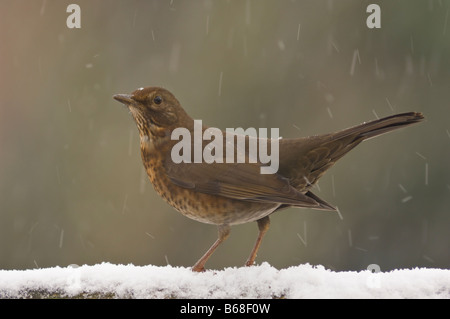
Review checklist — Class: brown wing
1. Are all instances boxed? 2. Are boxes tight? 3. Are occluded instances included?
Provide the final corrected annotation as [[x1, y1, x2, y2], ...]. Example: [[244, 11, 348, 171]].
[[163, 158, 323, 208], [164, 127, 326, 208]]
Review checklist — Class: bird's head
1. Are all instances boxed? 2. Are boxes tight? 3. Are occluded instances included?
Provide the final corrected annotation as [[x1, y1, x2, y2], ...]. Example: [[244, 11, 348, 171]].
[[114, 86, 193, 138]]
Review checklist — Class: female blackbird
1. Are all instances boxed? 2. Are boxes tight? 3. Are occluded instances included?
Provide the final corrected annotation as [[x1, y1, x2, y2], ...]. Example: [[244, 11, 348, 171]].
[[114, 86, 424, 272]]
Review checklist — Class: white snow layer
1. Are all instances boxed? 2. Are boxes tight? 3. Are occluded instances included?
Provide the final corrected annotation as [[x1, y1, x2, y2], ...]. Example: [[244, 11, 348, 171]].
[[0, 263, 448, 298]]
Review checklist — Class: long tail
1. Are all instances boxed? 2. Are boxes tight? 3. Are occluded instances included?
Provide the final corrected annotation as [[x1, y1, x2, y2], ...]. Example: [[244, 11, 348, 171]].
[[334, 112, 425, 142], [278, 112, 425, 211]]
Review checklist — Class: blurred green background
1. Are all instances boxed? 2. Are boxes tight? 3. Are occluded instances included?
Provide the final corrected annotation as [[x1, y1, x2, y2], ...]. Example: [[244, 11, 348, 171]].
[[0, 0, 449, 271]]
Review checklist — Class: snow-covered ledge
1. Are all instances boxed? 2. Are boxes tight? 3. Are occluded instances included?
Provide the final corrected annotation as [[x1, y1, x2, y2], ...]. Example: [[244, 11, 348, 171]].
[[0, 263, 448, 299]]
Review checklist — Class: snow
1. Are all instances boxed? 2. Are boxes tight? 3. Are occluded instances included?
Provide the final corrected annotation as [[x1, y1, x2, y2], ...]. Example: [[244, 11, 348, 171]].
[[0, 263, 448, 299]]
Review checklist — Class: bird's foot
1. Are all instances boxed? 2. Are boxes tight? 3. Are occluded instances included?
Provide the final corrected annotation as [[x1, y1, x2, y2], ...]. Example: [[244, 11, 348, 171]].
[[192, 264, 206, 272], [245, 259, 255, 267]]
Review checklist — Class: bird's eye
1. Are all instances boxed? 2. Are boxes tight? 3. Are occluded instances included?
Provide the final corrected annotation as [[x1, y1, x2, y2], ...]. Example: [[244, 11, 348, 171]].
[[153, 96, 163, 105]]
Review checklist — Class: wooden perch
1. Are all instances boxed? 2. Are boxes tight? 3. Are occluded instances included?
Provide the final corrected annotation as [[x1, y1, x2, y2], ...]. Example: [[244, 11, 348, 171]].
[[0, 263, 448, 299]]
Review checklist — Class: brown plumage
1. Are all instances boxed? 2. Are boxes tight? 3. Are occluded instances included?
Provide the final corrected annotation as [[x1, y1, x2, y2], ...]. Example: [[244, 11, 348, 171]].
[[114, 86, 424, 271]]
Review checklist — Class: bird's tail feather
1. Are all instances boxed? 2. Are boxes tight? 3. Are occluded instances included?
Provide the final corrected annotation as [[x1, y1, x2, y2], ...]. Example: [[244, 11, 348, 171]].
[[336, 112, 425, 143]]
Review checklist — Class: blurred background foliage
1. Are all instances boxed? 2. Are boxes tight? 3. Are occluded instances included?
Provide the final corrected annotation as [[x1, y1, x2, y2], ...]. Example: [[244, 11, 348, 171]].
[[0, 0, 449, 271]]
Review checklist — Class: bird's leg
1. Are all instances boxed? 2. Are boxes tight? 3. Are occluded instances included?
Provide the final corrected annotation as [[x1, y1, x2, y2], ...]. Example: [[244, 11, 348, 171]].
[[192, 224, 231, 272], [245, 216, 270, 267]]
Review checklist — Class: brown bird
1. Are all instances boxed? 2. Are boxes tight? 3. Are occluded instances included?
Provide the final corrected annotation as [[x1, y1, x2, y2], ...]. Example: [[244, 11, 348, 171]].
[[113, 86, 424, 272]]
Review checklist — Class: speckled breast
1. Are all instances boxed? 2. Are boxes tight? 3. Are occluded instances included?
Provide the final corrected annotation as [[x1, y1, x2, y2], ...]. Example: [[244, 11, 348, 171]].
[[142, 152, 279, 226]]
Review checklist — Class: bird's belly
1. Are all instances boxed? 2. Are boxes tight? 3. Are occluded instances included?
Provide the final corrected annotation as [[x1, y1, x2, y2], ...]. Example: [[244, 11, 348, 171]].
[[145, 162, 279, 225], [172, 192, 279, 226]]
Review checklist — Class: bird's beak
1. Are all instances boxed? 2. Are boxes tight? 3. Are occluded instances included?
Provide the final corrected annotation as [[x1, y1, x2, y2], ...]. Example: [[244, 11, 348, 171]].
[[113, 94, 134, 105]]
